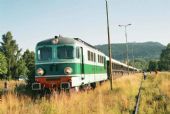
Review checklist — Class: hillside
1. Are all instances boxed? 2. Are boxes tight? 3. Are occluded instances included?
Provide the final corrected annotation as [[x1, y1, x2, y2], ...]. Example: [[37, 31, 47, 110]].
[[95, 42, 165, 61]]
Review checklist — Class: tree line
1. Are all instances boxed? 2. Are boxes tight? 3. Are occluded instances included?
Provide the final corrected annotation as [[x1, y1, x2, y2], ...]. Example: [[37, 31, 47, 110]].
[[128, 43, 170, 71], [0, 31, 35, 86], [148, 43, 170, 71]]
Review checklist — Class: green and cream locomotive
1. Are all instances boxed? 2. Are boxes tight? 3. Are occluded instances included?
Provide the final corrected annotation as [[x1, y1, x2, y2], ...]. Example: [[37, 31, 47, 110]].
[[32, 36, 108, 91]]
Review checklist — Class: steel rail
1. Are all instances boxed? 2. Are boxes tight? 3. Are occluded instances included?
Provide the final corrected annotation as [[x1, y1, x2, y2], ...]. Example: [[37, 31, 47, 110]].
[[133, 75, 144, 114]]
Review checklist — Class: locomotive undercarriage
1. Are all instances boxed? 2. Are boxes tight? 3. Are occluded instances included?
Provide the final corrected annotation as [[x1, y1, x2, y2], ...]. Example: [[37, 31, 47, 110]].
[[32, 76, 100, 95], [32, 76, 72, 94]]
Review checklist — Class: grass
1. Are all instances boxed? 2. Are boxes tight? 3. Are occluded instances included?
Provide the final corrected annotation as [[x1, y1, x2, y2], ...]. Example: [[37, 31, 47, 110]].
[[138, 72, 170, 114], [0, 80, 23, 90], [0, 80, 26, 95], [0, 74, 142, 114]]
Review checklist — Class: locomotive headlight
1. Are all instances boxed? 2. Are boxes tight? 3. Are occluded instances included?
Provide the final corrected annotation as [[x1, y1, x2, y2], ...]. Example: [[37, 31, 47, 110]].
[[64, 67, 72, 75], [52, 37, 59, 44], [36, 68, 44, 76]]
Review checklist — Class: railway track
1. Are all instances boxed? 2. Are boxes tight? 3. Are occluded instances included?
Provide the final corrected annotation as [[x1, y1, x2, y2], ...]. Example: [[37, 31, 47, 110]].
[[133, 74, 144, 114]]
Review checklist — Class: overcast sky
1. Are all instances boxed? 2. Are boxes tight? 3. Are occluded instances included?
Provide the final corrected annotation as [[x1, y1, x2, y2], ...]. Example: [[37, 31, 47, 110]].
[[0, 0, 170, 51]]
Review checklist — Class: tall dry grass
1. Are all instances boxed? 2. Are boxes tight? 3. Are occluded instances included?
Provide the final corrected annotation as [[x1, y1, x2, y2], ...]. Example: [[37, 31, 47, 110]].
[[0, 80, 25, 91], [139, 72, 170, 114], [159, 72, 170, 97], [0, 74, 142, 114]]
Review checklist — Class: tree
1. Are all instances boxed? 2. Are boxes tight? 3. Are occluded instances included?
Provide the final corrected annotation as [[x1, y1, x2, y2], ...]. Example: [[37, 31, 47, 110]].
[[148, 60, 158, 71], [159, 43, 170, 70], [22, 49, 35, 86], [15, 58, 28, 79], [0, 32, 22, 79], [129, 58, 149, 71], [0, 52, 7, 76]]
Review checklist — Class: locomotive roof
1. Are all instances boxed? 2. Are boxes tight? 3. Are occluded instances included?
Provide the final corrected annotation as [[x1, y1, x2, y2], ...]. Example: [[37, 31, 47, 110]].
[[37, 36, 76, 46], [36, 36, 99, 51]]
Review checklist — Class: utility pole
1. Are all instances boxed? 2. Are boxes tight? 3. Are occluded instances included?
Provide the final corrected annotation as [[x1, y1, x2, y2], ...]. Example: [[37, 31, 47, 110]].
[[132, 43, 135, 67], [118, 24, 131, 74], [105, 0, 112, 90]]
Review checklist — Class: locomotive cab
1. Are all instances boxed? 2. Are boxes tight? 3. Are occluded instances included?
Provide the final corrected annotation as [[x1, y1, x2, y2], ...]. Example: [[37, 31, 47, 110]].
[[32, 36, 83, 91]]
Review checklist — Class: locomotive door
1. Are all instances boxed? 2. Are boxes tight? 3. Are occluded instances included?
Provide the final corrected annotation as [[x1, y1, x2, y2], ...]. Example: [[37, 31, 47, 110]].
[[80, 47, 85, 80]]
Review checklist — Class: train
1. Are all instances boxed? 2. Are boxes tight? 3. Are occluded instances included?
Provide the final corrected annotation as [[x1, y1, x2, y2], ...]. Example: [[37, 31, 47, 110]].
[[32, 35, 139, 92]]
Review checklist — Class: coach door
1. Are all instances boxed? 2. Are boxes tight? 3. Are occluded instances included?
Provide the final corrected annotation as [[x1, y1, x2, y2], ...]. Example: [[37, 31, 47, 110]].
[[80, 47, 85, 80]]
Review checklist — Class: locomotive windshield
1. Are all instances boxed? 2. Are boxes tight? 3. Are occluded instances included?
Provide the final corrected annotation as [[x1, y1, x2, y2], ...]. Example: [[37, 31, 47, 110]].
[[57, 46, 74, 59], [37, 47, 52, 61]]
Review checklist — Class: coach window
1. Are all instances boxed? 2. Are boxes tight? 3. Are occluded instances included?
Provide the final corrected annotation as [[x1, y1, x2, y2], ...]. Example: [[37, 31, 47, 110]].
[[101, 56, 102, 63], [94, 53, 96, 62], [112, 63, 114, 69], [99, 55, 101, 63], [103, 56, 104, 63], [99, 55, 102, 63], [104, 57, 106, 69], [99, 56, 101, 63], [76, 47, 80, 59], [101, 56, 103, 63], [98, 55, 99, 63]]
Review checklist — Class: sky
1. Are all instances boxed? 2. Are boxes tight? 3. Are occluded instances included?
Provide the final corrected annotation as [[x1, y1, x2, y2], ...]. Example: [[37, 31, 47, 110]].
[[0, 0, 170, 51]]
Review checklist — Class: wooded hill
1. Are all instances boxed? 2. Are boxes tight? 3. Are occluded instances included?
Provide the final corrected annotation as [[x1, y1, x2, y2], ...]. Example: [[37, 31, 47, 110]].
[[95, 42, 165, 61]]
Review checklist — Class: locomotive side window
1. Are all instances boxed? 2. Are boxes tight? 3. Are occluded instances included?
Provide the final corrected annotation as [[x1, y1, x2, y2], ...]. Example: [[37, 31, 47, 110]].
[[76, 47, 80, 58], [57, 46, 74, 59], [97, 54, 104, 64], [102, 56, 104, 63], [88, 51, 90, 61], [91, 52, 93, 61], [88, 51, 96, 62], [37, 47, 52, 61]]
